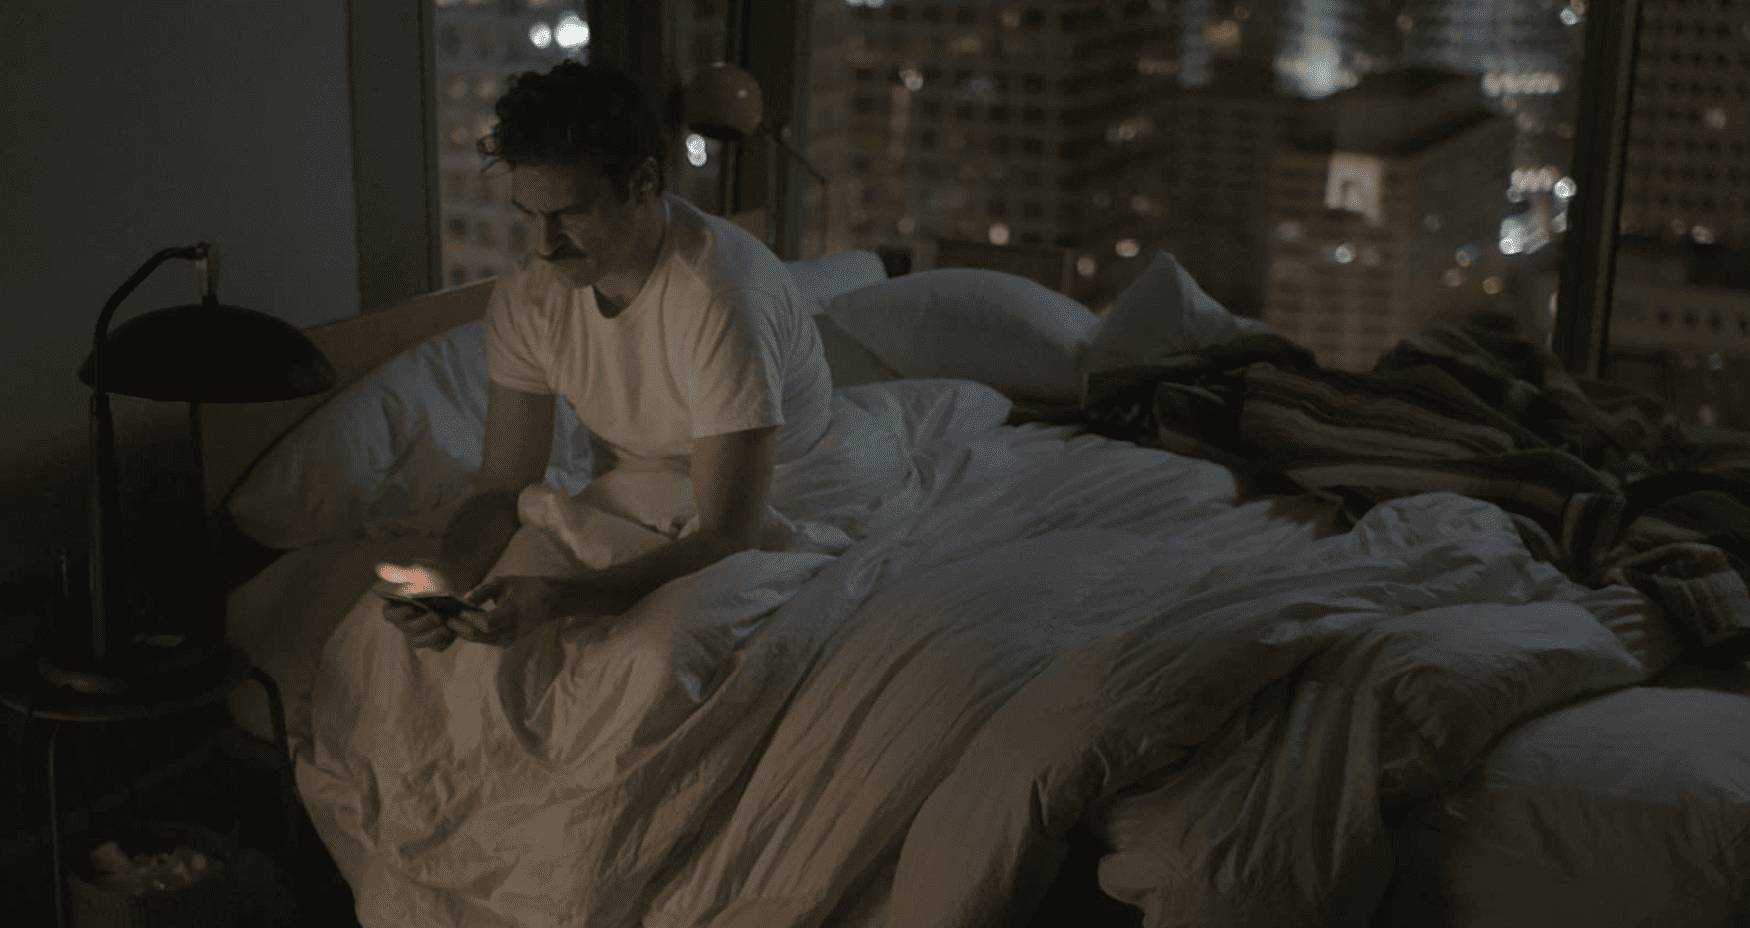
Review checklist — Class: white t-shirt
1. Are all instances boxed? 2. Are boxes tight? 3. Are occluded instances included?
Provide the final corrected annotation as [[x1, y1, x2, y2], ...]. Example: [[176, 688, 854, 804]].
[[484, 194, 833, 473]]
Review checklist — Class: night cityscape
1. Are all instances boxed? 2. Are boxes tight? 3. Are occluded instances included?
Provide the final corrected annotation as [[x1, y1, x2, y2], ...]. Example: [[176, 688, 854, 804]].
[[433, 0, 1750, 423]]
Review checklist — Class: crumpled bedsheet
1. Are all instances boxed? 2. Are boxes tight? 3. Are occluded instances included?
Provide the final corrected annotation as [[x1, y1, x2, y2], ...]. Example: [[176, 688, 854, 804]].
[[296, 378, 1657, 928]]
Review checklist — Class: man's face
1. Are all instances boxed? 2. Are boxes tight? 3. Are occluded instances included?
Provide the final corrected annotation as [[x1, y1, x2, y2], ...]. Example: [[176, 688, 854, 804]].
[[510, 160, 641, 289]]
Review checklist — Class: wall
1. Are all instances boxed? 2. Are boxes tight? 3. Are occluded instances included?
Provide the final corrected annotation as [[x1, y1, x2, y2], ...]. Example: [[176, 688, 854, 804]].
[[0, 1, 361, 579]]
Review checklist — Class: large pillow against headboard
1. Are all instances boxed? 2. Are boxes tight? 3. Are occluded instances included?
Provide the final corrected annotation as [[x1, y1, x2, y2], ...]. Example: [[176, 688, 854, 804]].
[[782, 249, 888, 310], [1083, 249, 1273, 378], [821, 269, 1101, 404], [221, 252, 898, 551], [228, 323, 595, 550]]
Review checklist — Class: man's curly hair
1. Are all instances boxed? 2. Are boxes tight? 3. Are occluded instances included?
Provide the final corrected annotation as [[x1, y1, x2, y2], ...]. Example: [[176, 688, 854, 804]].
[[477, 60, 667, 201]]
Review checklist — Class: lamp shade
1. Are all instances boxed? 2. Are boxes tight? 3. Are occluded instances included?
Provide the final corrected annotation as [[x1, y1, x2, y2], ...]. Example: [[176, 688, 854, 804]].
[[685, 62, 763, 142], [79, 301, 335, 402]]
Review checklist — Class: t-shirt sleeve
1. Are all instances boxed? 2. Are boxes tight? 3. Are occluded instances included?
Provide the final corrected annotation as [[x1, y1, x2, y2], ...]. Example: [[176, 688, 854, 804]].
[[686, 290, 788, 439], [483, 272, 554, 394]]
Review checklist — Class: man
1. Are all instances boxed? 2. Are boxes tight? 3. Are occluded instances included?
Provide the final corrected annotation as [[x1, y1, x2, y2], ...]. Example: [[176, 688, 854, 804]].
[[383, 60, 832, 650]]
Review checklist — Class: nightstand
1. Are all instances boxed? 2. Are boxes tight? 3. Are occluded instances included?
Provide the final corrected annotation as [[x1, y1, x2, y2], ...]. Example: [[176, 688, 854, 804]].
[[0, 644, 303, 928]]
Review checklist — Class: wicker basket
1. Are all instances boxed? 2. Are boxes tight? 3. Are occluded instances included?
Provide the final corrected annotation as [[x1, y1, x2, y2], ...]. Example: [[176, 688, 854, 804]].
[[67, 820, 262, 928]]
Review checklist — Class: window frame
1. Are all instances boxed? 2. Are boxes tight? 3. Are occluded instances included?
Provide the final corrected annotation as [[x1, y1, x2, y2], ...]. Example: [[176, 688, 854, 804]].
[[1551, 0, 1646, 379], [350, 0, 443, 312]]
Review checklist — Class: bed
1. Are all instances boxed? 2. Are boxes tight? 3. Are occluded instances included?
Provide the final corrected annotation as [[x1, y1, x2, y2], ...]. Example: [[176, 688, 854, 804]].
[[203, 246, 1750, 928]]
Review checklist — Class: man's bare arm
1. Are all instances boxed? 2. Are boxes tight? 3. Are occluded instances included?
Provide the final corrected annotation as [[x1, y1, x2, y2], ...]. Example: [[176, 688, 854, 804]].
[[439, 381, 557, 591], [557, 425, 776, 616], [439, 490, 523, 592]]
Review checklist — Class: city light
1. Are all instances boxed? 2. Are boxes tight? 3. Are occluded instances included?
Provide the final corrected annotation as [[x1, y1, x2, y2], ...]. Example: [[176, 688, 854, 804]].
[[1077, 255, 1098, 277], [901, 67, 924, 92], [554, 13, 589, 49], [1554, 176, 1576, 199], [1276, 35, 1358, 99], [1694, 225, 1716, 245], [1277, 221, 1303, 242], [1706, 107, 1729, 131], [1105, 116, 1155, 145], [988, 222, 1011, 245], [1511, 166, 1563, 194], [1207, 19, 1242, 55], [1483, 276, 1504, 295], [1325, 152, 1385, 226], [1499, 216, 1549, 255], [1483, 72, 1564, 96], [1445, 269, 1464, 287], [959, 75, 1001, 104], [1116, 239, 1141, 258], [1332, 244, 1355, 264], [686, 133, 708, 167], [529, 22, 552, 49], [898, 216, 916, 235], [1560, 7, 1581, 26], [1423, 213, 1443, 233]]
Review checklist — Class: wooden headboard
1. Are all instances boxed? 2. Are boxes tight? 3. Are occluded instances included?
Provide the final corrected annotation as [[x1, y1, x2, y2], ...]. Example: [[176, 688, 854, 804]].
[[200, 277, 496, 515]]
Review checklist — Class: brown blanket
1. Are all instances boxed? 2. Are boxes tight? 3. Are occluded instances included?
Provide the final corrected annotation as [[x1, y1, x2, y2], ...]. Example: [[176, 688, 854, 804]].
[[1063, 324, 1750, 665]]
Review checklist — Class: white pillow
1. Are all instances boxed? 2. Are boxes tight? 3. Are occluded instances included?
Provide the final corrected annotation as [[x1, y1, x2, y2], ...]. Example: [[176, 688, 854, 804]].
[[1083, 250, 1273, 384], [783, 250, 888, 312], [229, 322, 593, 549], [814, 314, 904, 388], [822, 269, 1100, 403]]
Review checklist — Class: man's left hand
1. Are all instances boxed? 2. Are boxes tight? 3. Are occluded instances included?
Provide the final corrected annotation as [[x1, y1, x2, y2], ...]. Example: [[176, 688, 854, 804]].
[[448, 575, 566, 646]]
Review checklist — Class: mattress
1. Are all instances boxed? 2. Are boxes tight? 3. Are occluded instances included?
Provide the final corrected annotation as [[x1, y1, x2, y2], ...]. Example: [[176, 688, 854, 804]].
[[1372, 664, 1750, 928]]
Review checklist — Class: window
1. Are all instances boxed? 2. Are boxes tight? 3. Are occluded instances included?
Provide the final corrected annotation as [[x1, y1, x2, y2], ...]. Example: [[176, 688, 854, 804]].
[[789, 0, 1675, 367], [431, 0, 581, 290]]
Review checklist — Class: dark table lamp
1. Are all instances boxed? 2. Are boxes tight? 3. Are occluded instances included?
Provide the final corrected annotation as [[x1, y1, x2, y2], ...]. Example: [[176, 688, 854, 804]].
[[41, 243, 335, 696], [685, 62, 829, 243]]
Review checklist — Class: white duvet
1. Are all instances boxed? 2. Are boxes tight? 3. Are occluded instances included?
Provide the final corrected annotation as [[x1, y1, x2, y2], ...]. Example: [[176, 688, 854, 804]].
[[294, 379, 1656, 928]]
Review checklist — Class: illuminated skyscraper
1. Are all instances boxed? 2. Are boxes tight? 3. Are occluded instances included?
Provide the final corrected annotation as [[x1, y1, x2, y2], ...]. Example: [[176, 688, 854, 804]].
[[1619, 0, 1750, 249], [1265, 68, 1518, 371], [432, 0, 587, 288], [802, 0, 1178, 307]]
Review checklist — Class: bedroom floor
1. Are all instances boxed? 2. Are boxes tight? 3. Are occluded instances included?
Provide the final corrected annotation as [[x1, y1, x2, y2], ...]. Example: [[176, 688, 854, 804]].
[[43, 725, 1143, 928]]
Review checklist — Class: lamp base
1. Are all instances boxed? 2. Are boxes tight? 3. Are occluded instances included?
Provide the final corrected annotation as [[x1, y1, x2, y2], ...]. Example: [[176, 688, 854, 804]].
[[37, 638, 226, 696]]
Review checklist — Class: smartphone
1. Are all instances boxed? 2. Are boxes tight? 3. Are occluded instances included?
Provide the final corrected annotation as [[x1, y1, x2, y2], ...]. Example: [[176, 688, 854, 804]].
[[374, 562, 484, 619], [375, 590, 483, 620]]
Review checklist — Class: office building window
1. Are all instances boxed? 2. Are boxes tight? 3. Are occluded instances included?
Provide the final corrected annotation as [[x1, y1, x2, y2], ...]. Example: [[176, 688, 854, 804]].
[[431, 0, 583, 290]]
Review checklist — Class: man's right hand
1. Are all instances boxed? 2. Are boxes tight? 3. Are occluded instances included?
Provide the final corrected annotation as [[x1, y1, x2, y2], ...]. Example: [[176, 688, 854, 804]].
[[380, 597, 458, 651], [376, 557, 461, 651]]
